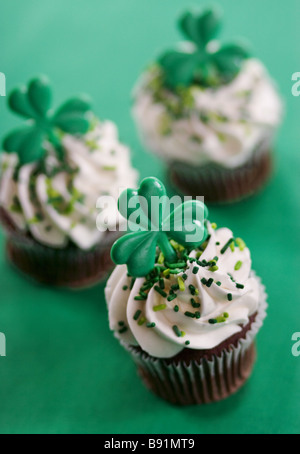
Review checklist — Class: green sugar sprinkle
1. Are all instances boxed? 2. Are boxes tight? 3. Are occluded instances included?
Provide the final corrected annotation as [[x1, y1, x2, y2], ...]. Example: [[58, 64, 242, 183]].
[[216, 281, 222, 286], [234, 261, 243, 271], [85, 139, 98, 151], [170, 239, 185, 252], [10, 204, 22, 214], [196, 251, 203, 259], [216, 316, 226, 323], [163, 269, 170, 277], [157, 252, 165, 264], [195, 311, 201, 319], [185, 311, 196, 318], [48, 195, 64, 205], [173, 325, 182, 338], [209, 265, 219, 272], [174, 305, 179, 312], [168, 269, 183, 275], [216, 242, 220, 246], [167, 293, 177, 302], [201, 278, 207, 285], [138, 317, 146, 326], [228, 273, 236, 282], [189, 284, 198, 295], [139, 291, 148, 299], [206, 278, 214, 288], [206, 259, 215, 267], [223, 312, 229, 318], [200, 241, 208, 250], [192, 266, 199, 274], [134, 295, 147, 301], [218, 132, 226, 142], [185, 341, 190, 346], [167, 261, 186, 269], [102, 165, 116, 171], [170, 239, 178, 250], [1, 161, 9, 172], [154, 286, 167, 298], [10, 196, 22, 214], [133, 310, 142, 321], [28, 213, 44, 225], [153, 304, 167, 312], [209, 319, 218, 325], [118, 326, 128, 334], [178, 276, 185, 292], [181, 331, 186, 337], [122, 285, 128, 291], [229, 242, 235, 252], [236, 283, 244, 289], [220, 238, 234, 254], [171, 284, 180, 291], [211, 222, 217, 229], [146, 322, 156, 328], [227, 293, 233, 301], [146, 268, 159, 280], [235, 237, 246, 251], [141, 282, 153, 291], [118, 321, 124, 326], [159, 278, 165, 290], [182, 273, 188, 281], [191, 298, 200, 308], [28, 217, 39, 225], [151, 276, 160, 284]]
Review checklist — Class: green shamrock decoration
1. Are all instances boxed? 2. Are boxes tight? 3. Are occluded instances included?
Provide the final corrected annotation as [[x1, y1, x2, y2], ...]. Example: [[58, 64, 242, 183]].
[[158, 5, 250, 89], [111, 177, 209, 277], [3, 76, 92, 164]]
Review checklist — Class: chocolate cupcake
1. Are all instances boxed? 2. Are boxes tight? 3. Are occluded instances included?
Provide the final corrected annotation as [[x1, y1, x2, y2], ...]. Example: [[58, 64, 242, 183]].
[[105, 177, 267, 405], [0, 76, 138, 288], [133, 6, 282, 203]]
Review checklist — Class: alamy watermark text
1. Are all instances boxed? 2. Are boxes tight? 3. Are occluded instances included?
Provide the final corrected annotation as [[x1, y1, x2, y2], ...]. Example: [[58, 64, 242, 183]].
[[0, 333, 6, 356], [0, 72, 6, 97]]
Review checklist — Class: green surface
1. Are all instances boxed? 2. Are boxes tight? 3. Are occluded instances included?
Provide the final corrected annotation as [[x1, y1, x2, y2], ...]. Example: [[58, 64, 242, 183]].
[[0, 0, 299, 435]]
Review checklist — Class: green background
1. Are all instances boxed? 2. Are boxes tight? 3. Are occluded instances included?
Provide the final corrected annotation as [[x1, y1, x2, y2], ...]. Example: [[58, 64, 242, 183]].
[[0, 0, 299, 435]]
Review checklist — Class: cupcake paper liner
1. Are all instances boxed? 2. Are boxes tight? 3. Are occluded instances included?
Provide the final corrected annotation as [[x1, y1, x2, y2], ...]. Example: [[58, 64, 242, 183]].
[[169, 142, 273, 204], [122, 274, 267, 405], [0, 207, 119, 289]]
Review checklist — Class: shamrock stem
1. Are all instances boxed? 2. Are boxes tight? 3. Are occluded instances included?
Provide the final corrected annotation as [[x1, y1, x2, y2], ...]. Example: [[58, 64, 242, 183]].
[[48, 129, 65, 162], [158, 233, 177, 263]]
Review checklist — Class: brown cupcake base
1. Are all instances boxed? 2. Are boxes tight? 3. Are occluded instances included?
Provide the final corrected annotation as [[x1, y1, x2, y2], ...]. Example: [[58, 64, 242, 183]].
[[169, 147, 272, 204], [0, 207, 118, 289], [5, 237, 115, 289], [137, 343, 256, 406], [127, 312, 259, 406]]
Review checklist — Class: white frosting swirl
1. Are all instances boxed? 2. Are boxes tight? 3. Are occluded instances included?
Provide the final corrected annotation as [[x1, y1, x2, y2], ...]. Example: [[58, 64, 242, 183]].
[[0, 120, 138, 250], [133, 59, 283, 168], [106, 223, 261, 358]]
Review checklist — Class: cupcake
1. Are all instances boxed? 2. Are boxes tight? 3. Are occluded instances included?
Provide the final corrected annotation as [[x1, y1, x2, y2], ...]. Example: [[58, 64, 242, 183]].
[[105, 177, 267, 405], [133, 6, 282, 203], [0, 76, 138, 288]]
